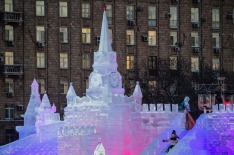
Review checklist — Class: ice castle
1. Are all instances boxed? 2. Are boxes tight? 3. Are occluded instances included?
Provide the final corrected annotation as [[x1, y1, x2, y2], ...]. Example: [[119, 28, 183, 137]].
[[0, 6, 234, 155]]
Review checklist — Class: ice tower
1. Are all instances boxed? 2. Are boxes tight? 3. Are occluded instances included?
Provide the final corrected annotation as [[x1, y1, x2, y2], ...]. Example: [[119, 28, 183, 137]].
[[87, 6, 124, 99], [16, 79, 41, 139]]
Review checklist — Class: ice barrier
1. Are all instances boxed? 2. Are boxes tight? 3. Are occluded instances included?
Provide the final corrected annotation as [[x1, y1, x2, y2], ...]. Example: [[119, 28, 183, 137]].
[[168, 108, 234, 155], [140, 112, 186, 155]]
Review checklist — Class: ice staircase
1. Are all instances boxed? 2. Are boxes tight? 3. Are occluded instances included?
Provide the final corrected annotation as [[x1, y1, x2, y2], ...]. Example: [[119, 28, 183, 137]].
[[167, 109, 234, 155], [140, 112, 187, 155]]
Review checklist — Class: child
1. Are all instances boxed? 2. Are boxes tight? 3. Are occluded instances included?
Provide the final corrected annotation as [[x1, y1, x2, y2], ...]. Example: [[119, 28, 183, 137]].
[[162, 130, 179, 153]]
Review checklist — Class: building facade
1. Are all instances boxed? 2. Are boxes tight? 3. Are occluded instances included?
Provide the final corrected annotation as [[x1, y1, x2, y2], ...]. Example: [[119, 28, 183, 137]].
[[0, 0, 234, 145]]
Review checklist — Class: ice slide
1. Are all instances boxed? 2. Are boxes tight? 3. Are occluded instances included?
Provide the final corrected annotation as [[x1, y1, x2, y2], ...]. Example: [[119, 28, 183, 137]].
[[167, 112, 234, 155], [140, 112, 188, 155]]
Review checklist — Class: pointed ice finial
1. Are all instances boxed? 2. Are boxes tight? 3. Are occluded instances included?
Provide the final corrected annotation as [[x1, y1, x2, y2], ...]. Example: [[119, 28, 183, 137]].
[[31, 78, 39, 86], [66, 82, 77, 98], [94, 142, 106, 155], [98, 4, 113, 53], [133, 81, 143, 105], [51, 103, 56, 113], [41, 92, 51, 108], [133, 81, 143, 98]]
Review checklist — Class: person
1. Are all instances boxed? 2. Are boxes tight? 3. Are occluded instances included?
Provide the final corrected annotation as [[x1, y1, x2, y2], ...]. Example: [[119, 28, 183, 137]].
[[179, 96, 191, 112], [162, 130, 179, 153]]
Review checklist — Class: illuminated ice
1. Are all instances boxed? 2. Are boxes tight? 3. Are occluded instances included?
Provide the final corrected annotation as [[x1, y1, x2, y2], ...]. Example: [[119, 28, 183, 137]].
[[168, 111, 234, 155], [0, 7, 201, 155], [157, 104, 164, 112]]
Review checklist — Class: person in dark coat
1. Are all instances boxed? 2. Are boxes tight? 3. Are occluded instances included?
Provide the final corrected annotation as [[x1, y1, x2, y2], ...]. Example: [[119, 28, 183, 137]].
[[162, 130, 179, 153]]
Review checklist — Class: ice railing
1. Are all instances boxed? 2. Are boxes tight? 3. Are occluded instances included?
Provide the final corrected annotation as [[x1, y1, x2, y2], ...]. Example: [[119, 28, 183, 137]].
[[212, 104, 234, 112], [142, 103, 178, 113]]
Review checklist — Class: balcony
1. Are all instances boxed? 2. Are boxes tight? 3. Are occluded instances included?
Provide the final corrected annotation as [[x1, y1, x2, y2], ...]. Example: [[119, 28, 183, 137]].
[[4, 64, 23, 76], [0, 11, 23, 25]]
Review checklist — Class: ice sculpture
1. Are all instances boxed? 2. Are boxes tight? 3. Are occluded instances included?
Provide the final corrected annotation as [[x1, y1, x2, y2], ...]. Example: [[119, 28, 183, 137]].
[[35, 92, 60, 130], [24, 78, 41, 126], [16, 79, 41, 139], [0, 5, 188, 155], [94, 142, 106, 155]]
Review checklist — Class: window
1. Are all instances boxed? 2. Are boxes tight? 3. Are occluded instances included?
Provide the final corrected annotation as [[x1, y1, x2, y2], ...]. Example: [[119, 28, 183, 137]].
[[5, 105, 14, 119], [5, 0, 13, 12], [212, 8, 220, 29], [170, 56, 177, 70], [6, 129, 15, 143], [191, 32, 199, 47], [60, 27, 68, 43], [60, 53, 68, 69], [191, 8, 199, 22], [148, 56, 157, 76], [170, 32, 177, 46], [82, 28, 91, 43], [84, 78, 89, 92], [5, 78, 14, 93], [82, 52, 91, 69], [126, 56, 134, 69], [36, 26, 45, 42], [148, 6, 156, 27], [106, 4, 113, 25], [170, 7, 178, 28], [37, 52, 45, 68], [212, 33, 220, 48], [5, 25, 14, 41], [60, 2, 68, 17], [36, 1, 45, 16], [109, 29, 113, 44], [212, 58, 220, 71], [191, 57, 199, 73], [60, 80, 68, 94], [126, 30, 134, 45], [5, 52, 14, 65], [126, 6, 134, 20], [37, 79, 45, 94], [148, 80, 156, 91], [82, 3, 90, 18], [148, 31, 156, 46]]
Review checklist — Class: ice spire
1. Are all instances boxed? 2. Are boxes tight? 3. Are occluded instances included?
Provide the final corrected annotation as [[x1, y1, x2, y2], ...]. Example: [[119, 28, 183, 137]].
[[66, 83, 77, 98], [41, 91, 51, 109], [98, 4, 113, 52], [133, 81, 143, 105], [24, 78, 41, 126]]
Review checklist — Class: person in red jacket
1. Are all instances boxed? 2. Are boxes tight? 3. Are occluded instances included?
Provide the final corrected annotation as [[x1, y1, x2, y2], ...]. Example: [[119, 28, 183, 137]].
[[162, 130, 179, 153]]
